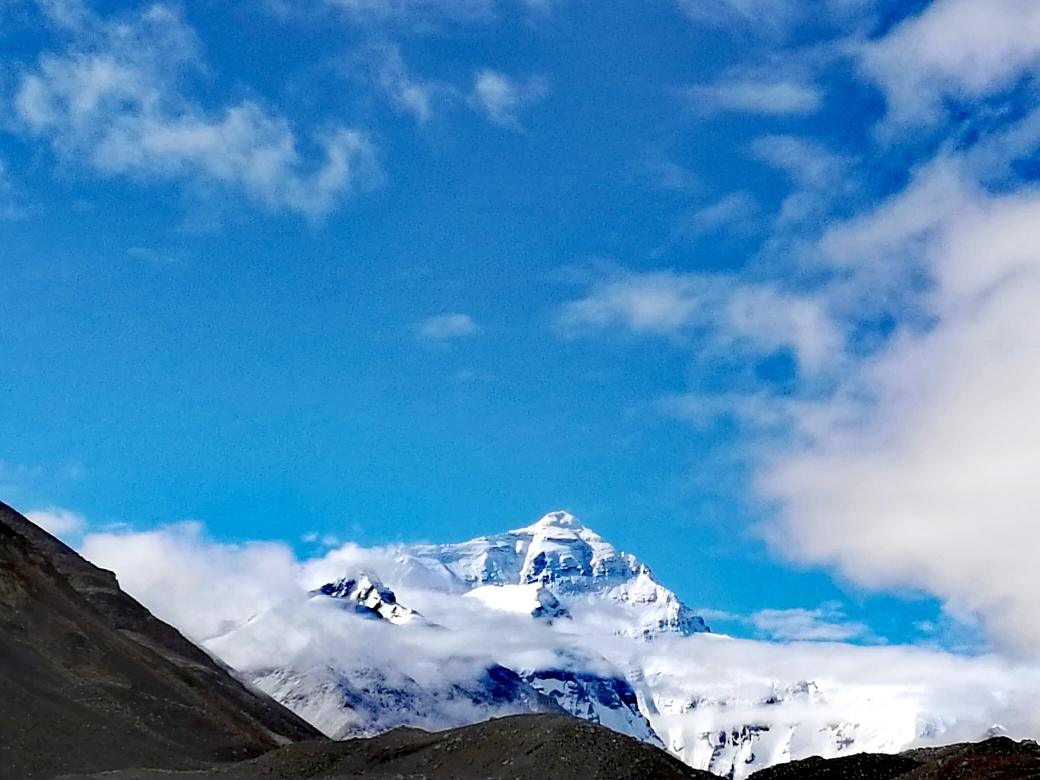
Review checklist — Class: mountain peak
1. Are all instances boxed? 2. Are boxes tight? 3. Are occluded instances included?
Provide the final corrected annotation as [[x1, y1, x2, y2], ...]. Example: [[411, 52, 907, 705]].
[[511, 511, 590, 536]]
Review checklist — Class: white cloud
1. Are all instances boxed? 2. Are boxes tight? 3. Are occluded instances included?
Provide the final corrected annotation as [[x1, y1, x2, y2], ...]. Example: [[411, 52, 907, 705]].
[[416, 312, 479, 339], [559, 271, 839, 375], [726, 286, 840, 374], [685, 80, 822, 116], [469, 69, 547, 127], [16, 3, 378, 217], [25, 508, 86, 540], [315, 0, 552, 26], [81, 522, 303, 642], [860, 0, 1040, 128], [759, 161, 1040, 656]]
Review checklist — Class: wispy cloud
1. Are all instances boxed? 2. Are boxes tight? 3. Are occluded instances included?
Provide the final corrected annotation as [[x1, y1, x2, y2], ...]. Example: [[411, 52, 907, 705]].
[[559, 271, 722, 336], [0, 159, 29, 220], [674, 0, 801, 38], [750, 134, 854, 229], [416, 313, 479, 339], [357, 43, 447, 124], [15, 2, 378, 217], [320, 0, 493, 25], [685, 79, 822, 116], [469, 70, 547, 128], [685, 191, 758, 236]]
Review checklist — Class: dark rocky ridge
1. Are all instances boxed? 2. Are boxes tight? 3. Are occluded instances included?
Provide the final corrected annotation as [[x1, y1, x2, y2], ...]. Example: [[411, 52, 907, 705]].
[[59, 712, 715, 780], [0, 500, 323, 779]]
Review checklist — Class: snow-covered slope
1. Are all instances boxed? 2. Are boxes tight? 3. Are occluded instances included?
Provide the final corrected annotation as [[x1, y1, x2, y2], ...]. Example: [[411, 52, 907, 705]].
[[464, 583, 569, 621], [191, 512, 1035, 780]]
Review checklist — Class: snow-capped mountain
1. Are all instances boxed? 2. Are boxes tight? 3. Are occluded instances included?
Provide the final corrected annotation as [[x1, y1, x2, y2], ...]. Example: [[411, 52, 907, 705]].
[[388, 511, 709, 639], [192, 511, 1029, 780]]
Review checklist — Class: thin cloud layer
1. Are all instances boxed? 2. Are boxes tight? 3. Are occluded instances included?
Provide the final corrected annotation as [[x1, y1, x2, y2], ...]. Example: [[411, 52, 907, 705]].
[[417, 313, 479, 339], [685, 80, 822, 116]]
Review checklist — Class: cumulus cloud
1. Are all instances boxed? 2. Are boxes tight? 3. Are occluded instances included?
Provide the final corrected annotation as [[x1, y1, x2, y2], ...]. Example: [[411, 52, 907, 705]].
[[860, 0, 1040, 128], [469, 70, 547, 127], [685, 79, 822, 116], [758, 159, 1040, 656], [16, 2, 377, 217]]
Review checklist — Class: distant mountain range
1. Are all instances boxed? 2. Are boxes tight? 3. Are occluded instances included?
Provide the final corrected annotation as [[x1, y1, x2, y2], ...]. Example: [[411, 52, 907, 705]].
[[197, 511, 1023, 778], [4, 498, 1040, 780]]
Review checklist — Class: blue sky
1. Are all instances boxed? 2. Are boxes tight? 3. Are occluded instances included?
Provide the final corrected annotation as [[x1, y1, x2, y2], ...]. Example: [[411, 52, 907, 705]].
[[4, 0, 1040, 653]]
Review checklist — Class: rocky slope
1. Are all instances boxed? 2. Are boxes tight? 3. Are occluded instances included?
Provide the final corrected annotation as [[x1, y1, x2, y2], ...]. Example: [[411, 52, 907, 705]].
[[0, 500, 322, 780], [749, 736, 1040, 780]]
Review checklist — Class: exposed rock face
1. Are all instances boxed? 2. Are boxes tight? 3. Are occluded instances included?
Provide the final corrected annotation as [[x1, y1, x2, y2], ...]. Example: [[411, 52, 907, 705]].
[[314, 575, 421, 624], [0, 500, 322, 780]]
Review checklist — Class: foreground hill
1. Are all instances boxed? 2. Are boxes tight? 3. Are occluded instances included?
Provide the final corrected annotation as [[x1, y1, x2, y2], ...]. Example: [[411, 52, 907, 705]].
[[60, 713, 714, 780], [55, 717, 1040, 780], [0, 500, 322, 779], [749, 735, 1040, 780]]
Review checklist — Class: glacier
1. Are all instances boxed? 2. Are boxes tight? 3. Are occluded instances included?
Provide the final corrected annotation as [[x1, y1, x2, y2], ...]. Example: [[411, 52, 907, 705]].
[[190, 511, 1039, 779]]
